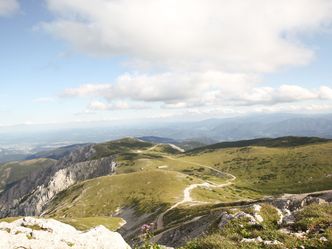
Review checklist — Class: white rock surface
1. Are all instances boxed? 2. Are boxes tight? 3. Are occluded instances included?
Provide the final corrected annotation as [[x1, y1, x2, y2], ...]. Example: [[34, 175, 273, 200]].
[[234, 212, 258, 225], [253, 204, 264, 223], [0, 217, 131, 249]]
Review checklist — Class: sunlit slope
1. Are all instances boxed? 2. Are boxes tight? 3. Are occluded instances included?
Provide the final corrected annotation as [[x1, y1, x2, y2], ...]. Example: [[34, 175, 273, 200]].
[[92, 137, 154, 159], [107, 138, 332, 196], [181, 141, 332, 195], [45, 170, 193, 217], [40, 137, 332, 221], [188, 136, 330, 152], [0, 158, 56, 191], [107, 137, 332, 195]]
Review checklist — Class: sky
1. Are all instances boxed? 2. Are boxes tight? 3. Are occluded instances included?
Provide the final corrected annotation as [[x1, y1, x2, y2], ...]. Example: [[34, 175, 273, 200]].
[[1, 0, 332, 126]]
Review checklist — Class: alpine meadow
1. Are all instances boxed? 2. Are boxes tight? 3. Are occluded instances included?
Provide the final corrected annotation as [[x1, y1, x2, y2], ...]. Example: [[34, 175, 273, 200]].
[[1, 1, 332, 249]]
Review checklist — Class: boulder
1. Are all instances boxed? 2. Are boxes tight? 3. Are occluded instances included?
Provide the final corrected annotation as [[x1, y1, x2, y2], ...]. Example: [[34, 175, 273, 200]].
[[0, 217, 131, 249], [218, 212, 234, 228]]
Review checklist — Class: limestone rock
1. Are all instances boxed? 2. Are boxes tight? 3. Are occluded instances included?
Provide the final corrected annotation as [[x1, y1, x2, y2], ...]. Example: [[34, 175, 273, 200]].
[[218, 212, 234, 228], [253, 204, 264, 223], [0, 145, 117, 218], [0, 217, 131, 249]]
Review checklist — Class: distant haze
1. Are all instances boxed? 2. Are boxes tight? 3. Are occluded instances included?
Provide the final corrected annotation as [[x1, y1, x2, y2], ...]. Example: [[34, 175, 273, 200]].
[[1, 113, 332, 149]]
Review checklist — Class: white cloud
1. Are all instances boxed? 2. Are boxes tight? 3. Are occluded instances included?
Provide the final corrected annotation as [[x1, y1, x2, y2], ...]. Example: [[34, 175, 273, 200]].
[[62, 84, 111, 97], [87, 100, 148, 111], [0, 0, 19, 16], [63, 71, 332, 109], [319, 85, 332, 99], [62, 71, 259, 106], [230, 85, 332, 105], [49, 0, 332, 114], [252, 103, 332, 113], [43, 0, 332, 73]]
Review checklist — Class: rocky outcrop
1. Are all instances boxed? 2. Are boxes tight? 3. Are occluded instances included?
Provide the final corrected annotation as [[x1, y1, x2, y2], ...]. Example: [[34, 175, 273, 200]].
[[0, 145, 117, 218], [155, 191, 332, 248], [268, 192, 332, 226], [0, 217, 131, 249]]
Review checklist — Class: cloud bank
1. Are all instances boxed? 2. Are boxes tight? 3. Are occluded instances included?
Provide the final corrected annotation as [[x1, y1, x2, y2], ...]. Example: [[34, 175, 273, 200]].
[[43, 0, 332, 112], [44, 0, 332, 73], [0, 0, 19, 16], [63, 75, 332, 109]]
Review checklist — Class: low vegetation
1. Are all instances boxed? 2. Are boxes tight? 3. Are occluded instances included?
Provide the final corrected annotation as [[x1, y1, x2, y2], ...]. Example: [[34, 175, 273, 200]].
[[0, 158, 56, 191], [181, 203, 332, 249], [180, 142, 332, 195], [2, 137, 332, 248], [57, 217, 125, 231], [46, 170, 194, 217]]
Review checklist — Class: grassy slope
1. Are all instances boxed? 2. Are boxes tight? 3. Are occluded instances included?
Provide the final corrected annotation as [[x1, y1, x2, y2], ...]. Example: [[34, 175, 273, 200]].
[[56, 217, 125, 231], [43, 138, 332, 224], [0, 158, 56, 191], [2, 137, 332, 246], [46, 170, 194, 218], [92, 137, 154, 159], [92, 137, 332, 204], [181, 142, 332, 195], [112, 138, 332, 203], [181, 203, 332, 249], [189, 136, 330, 153]]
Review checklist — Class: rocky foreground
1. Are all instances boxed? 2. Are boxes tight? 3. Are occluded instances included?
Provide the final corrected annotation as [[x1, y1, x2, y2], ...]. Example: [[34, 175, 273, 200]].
[[0, 217, 131, 249], [156, 192, 332, 248]]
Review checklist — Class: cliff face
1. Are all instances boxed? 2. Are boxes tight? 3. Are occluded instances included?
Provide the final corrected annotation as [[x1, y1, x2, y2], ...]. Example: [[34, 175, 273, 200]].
[[0, 145, 117, 218]]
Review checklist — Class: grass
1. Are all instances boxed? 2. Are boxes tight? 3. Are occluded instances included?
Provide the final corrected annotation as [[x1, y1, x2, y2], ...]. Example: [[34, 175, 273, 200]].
[[0, 158, 56, 191], [46, 170, 194, 217], [188, 136, 330, 153], [3, 136, 332, 247], [114, 139, 332, 197], [0, 217, 21, 223], [293, 203, 332, 232], [178, 142, 332, 195], [92, 137, 154, 159], [22, 224, 48, 231], [163, 204, 216, 227], [116, 153, 230, 185], [191, 186, 262, 203], [57, 217, 125, 231], [259, 204, 280, 230], [181, 203, 332, 249], [148, 144, 182, 154], [48, 138, 332, 228]]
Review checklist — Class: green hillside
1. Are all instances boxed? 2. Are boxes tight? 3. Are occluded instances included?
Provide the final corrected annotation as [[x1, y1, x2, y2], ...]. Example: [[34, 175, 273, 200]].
[[180, 142, 332, 195], [181, 203, 332, 249], [2, 136, 332, 248], [109, 138, 332, 196], [38, 137, 332, 239], [188, 136, 330, 153], [188, 136, 331, 154], [93, 137, 154, 159], [45, 170, 195, 217], [0, 158, 56, 192]]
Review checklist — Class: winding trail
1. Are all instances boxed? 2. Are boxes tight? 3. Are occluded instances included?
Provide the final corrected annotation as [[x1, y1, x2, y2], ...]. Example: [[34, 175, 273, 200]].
[[155, 155, 237, 231]]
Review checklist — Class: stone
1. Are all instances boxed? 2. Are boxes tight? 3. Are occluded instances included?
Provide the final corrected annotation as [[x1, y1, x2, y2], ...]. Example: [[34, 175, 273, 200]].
[[0, 217, 131, 249], [218, 212, 234, 229], [234, 212, 257, 225], [253, 204, 264, 223]]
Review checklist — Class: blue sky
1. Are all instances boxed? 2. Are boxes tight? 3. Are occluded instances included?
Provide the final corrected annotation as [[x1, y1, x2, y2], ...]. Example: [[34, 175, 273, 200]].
[[1, 0, 332, 126]]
